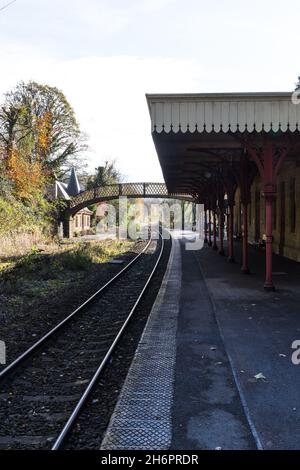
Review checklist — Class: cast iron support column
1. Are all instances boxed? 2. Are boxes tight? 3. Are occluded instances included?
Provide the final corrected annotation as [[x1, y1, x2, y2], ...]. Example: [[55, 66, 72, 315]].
[[204, 209, 208, 243], [192, 203, 197, 232], [218, 209, 225, 255], [212, 211, 218, 251], [241, 201, 250, 274], [217, 181, 226, 256], [238, 157, 253, 275], [246, 138, 289, 290], [228, 203, 235, 263], [208, 209, 212, 246], [264, 195, 274, 290], [224, 172, 237, 263], [237, 201, 242, 239]]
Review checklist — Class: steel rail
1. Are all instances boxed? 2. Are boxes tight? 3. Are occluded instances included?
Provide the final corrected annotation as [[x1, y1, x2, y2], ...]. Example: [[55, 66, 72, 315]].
[[0, 238, 152, 381], [51, 231, 165, 450]]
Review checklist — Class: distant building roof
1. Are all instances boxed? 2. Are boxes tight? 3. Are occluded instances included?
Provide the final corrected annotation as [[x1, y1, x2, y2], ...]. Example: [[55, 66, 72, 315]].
[[67, 167, 81, 196], [56, 181, 70, 200], [76, 207, 93, 215]]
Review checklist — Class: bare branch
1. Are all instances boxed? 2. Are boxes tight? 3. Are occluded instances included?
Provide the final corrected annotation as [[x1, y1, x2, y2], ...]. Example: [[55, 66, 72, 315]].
[[0, 0, 17, 13]]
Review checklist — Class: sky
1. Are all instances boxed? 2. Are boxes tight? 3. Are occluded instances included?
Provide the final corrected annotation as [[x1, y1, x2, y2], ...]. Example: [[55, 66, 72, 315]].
[[0, 0, 299, 181]]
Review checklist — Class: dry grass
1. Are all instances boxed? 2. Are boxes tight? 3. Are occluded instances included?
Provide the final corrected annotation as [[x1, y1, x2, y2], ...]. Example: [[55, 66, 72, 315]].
[[0, 238, 134, 282], [0, 238, 135, 312], [0, 232, 47, 259]]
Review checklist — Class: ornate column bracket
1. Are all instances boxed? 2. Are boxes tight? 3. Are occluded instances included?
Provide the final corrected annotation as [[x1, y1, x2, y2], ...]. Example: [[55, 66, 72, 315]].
[[246, 140, 288, 195], [244, 135, 291, 290]]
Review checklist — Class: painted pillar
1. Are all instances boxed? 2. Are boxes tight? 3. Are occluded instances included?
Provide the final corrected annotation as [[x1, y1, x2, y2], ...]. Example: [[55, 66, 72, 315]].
[[208, 209, 212, 246], [204, 209, 209, 243], [192, 203, 197, 232], [212, 211, 218, 251], [264, 195, 275, 290], [224, 173, 237, 263], [218, 209, 225, 255], [247, 139, 288, 290], [228, 204, 235, 263], [238, 156, 252, 275], [237, 200, 242, 238], [241, 202, 250, 274]]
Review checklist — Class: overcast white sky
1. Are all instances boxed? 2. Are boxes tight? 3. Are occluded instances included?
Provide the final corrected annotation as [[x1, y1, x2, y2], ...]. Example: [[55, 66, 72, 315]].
[[0, 0, 299, 181]]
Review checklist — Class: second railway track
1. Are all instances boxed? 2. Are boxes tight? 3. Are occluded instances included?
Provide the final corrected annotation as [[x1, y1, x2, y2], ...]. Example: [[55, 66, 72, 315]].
[[0, 230, 169, 450]]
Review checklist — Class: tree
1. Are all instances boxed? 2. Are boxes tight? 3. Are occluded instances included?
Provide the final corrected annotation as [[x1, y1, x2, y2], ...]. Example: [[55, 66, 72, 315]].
[[87, 160, 122, 189], [0, 81, 87, 177], [7, 147, 43, 200]]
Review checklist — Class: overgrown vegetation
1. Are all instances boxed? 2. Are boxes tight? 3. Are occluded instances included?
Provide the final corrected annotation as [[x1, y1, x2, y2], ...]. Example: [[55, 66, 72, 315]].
[[0, 169, 57, 256], [86, 160, 122, 229], [0, 239, 133, 300], [0, 80, 87, 256], [86, 160, 121, 189]]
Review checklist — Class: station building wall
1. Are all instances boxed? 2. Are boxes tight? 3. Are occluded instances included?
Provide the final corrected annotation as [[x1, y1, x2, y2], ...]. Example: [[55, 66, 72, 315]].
[[237, 162, 300, 263]]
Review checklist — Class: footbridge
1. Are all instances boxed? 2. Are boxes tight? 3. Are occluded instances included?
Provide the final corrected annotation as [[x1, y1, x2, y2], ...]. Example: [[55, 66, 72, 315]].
[[62, 182, 198, 237]]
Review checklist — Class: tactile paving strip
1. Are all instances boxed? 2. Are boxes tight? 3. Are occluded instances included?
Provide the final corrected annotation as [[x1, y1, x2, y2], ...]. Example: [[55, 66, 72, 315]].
[[101, 237, 181, 450]]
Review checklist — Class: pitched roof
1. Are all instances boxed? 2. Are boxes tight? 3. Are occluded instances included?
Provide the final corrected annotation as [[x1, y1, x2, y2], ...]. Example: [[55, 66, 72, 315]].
[[67, 167, 81, 196], [56, 181, 71, 200]]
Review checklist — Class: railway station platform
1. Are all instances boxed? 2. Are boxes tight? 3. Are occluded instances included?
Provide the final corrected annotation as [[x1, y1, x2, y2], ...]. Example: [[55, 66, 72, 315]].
[[101, 232, 300, 450]]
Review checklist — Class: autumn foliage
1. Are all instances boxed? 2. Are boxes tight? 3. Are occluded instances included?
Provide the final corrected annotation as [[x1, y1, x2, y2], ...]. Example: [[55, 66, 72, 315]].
[[0, 81, 85, 252], [7, 148, 43, 200], [5, 111, 52, 200]]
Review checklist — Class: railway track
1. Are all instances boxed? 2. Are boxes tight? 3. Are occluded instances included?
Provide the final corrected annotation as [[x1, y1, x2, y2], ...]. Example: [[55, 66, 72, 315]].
[[0, 231, 167, 450]]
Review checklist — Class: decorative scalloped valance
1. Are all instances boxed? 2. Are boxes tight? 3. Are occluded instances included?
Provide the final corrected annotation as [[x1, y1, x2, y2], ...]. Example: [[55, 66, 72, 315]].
[[146, 93, 300, 134]]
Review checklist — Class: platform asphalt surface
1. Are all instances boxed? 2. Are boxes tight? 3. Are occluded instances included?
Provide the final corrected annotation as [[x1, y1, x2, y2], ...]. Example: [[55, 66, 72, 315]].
[[171, 238, 257, 450], [187, 239, 300, 450], [101, 233, 300, 450]]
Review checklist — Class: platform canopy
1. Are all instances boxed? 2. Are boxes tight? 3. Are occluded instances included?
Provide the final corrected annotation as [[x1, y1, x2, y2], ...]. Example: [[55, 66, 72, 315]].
[[146, 92, 300, 197], [146, 92, 300, 291]]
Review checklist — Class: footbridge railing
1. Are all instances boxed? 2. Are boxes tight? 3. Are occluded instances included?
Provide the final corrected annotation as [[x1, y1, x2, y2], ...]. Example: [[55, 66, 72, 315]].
[[68, 182, 196, 214]]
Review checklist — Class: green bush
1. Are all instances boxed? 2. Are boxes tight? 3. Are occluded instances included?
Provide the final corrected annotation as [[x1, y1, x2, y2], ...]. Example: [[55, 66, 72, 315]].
[[60, 249, 91, 271]]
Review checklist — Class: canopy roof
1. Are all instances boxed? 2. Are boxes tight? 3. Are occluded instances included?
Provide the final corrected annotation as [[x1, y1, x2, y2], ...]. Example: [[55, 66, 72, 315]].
[[146, 92, 300, 197], [146, 92, 300, 134]]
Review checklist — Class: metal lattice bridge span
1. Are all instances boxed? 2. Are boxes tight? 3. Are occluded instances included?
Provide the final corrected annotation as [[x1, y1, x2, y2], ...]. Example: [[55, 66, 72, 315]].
[[68, 182, 196, 213], [62, 182, 197, 237]]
